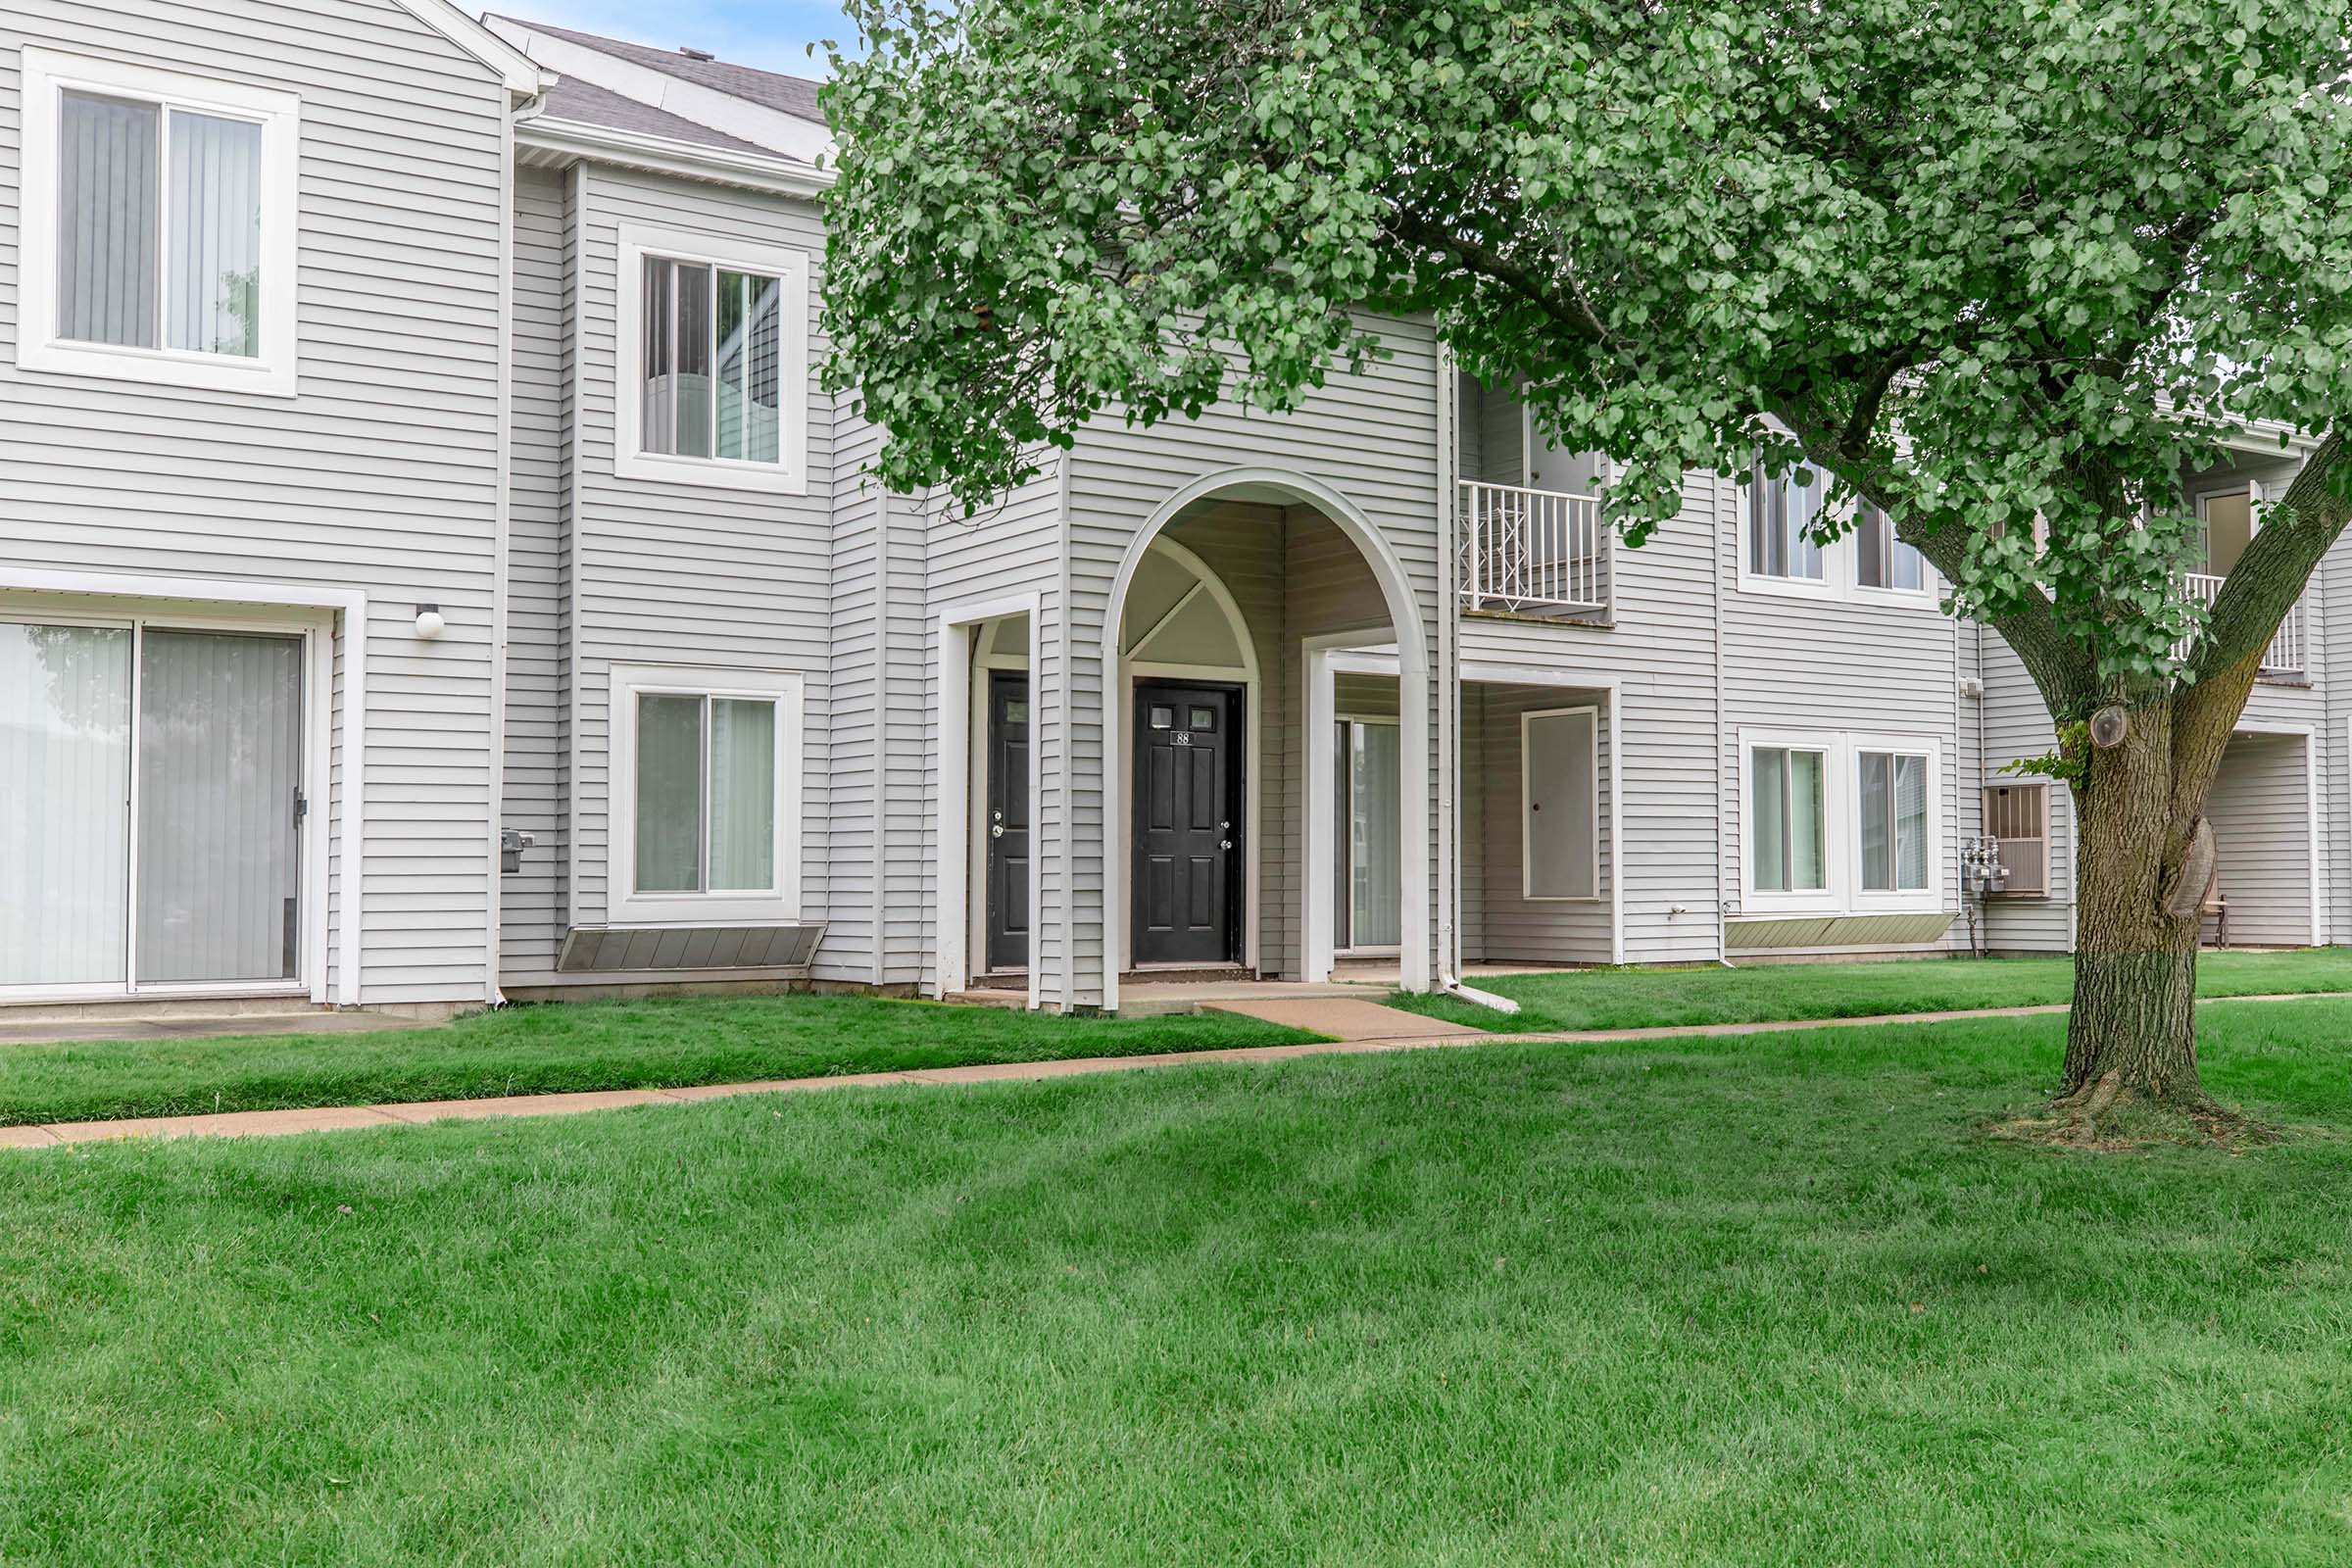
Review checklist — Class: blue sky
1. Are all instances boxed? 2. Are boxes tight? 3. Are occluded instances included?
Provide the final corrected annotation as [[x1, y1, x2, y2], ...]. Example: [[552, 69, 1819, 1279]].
[[490, 1, 855, 76]]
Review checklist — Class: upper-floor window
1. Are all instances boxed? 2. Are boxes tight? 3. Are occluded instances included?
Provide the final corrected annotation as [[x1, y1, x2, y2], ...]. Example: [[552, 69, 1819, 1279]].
[[616, 226, 810, 494], [1747, 466, 1826, 583], [1855, 503, 1927, 594], [1740, 470, 1936, 606], [15, 51, 298, 396]]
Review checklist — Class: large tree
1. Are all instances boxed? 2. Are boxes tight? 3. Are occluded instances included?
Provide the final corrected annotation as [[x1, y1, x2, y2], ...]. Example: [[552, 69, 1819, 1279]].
[[820, 0, 2352, 1111]]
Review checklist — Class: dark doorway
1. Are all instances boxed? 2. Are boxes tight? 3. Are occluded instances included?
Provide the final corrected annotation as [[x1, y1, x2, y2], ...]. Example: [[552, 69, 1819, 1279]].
[[984, 670, 1031, 972], [1132, 681, 1244, 966]]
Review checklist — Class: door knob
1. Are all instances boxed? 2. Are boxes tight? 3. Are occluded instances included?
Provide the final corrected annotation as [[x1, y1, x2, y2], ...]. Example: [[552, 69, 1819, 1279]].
[[1220, 839, 1233, 850], [991, 823, 1004, 838]]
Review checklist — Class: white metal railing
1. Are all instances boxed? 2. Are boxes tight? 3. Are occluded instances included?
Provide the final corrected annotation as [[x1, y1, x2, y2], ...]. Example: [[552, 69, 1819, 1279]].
[[1457, 480, 1609, 615], [2180, 571, 2305, 675]]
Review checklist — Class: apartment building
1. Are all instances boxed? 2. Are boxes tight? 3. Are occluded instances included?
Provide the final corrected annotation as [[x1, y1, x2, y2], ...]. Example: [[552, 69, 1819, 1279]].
[[0, 0, 2335, 1020]]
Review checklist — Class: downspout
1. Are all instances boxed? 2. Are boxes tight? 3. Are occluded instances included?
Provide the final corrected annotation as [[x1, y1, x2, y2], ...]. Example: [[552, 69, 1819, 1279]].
[[483, 85, 544, 1006], [1712, 466, 1735, 967], [871, 486, 892, 991], [1434, 349, 1518, 1015]]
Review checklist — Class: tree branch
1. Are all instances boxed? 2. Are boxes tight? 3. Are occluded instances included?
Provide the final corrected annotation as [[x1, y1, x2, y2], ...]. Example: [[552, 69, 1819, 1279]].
[[1389, 211, 1612, 349]]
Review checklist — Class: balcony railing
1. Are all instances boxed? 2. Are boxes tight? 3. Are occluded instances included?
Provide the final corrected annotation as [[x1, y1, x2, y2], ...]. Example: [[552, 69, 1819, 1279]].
[[1458, 480, 1609, 616], [2180, 571, 2306, 675]]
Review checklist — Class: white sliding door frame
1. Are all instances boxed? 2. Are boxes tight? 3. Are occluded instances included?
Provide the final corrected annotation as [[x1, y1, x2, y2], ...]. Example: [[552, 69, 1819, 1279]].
[[0, 599, 332, 1004]]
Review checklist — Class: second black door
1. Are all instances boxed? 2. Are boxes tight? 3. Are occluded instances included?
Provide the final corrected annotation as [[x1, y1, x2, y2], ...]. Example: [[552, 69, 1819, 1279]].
[[985, 671, 1031, 971], [1132, 681, 1243, 966]]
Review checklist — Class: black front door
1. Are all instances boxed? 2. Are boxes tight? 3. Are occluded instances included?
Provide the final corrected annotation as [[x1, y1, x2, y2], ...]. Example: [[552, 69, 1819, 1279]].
[[1132, 681, 1243, 966], [985, 671, 1031, 971]]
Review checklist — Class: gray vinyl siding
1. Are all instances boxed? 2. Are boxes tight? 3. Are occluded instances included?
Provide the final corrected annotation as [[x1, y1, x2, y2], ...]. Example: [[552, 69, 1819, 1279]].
[[0, 0, 510, 1004], [1719, 473, 1977, 956], [1456, 469, 1724, 964], [1468, 682, 1612, 963], [1053, 317, 1446, 1005], [1975, 628, 2076, 953], [500, 163, 570, 974], [2207, 731, 2315, 946], [563, 165, 833, 943]]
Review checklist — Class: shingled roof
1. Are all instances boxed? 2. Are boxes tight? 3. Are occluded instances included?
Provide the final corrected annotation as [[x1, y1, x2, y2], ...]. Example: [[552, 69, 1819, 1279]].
[[491, 16, 826, 127]]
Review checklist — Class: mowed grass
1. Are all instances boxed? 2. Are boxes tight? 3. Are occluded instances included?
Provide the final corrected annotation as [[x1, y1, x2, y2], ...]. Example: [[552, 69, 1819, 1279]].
[[0, 995, 1318, 1128], [1393, 947, 2352, 1033], [6, 1001, 2352, 1565]]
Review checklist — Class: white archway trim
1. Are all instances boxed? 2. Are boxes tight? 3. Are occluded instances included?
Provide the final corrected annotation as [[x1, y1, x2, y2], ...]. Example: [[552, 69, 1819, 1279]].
[[1114, 537, 1264, 981], [935, 590, 1043, 1005], [1099, 466, 1432, 1012]]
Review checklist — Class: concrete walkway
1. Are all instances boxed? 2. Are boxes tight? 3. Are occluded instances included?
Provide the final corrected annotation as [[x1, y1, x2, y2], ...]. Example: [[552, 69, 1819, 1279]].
[[7, 987, 2346, 1152]]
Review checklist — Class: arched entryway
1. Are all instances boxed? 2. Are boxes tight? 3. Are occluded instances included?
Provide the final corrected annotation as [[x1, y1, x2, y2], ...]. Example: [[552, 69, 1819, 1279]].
[[1100, 467, 1430, 1012]]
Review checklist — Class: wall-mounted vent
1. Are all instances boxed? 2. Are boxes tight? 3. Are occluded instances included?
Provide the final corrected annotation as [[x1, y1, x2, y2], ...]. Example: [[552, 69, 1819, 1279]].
[[556, 923, 822, 974]]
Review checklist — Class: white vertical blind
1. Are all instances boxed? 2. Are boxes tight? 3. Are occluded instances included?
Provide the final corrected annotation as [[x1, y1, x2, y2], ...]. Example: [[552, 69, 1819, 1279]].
[[1348, 722, 1402, 944], [167, 109, 263, 358], [714, 270, 782, 464], [708, 698, 776, 891], [58, 90, 160, 349], [136, 630, 302, 984], [0, 623, 131, 986], [635, 694, 705, 892]]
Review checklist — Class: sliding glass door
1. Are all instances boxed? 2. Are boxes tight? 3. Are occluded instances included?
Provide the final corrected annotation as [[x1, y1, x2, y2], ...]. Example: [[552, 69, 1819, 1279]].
[[0, 617, 305, 995], [1333, 718, 1402, 953]]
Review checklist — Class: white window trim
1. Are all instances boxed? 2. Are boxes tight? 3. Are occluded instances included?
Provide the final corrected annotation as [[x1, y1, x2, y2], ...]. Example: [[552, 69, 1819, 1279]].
[[1738, 728, 1945, 916], [1849, 733, 1944, 911], [15, 48, 300, 397], [1736, 473, 1939, 609], [614, 223, 811, 495], [1738, 728, 1845, 915], [609, 662, 805, 925], [0, 599, 332, 1004], [1521, 704, 1602, 903]]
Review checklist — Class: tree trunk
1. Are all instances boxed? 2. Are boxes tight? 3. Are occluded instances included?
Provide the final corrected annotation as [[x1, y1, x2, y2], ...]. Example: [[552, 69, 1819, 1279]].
[[2061, 696, 2206, 1104]]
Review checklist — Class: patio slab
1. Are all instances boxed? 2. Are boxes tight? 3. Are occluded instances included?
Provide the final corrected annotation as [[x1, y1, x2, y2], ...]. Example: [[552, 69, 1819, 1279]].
[[1199, 996, 1488, 1041]]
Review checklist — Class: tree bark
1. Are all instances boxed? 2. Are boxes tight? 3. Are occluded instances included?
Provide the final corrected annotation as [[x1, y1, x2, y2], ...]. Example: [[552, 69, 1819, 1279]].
[[2058, 643, 2262, 1107]]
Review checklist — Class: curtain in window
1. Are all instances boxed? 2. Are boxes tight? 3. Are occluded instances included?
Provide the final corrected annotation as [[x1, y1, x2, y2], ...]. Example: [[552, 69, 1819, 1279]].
[[136, 631, 302, 983], [0, 623, 131, 986], [1860, 751, 1930, 891], [636, 694, 705, 892], [167, 109, 262, 358], [708, 698, 776, 891], [1788, 750, 1825, 888], [1751, 748, 1789, 892], [1749, 467, 1825, 579], [715, 270, 782, 464], [1348, 722, 1401, 945], [58, 91, 160, 349], [1895, 754, 1929, 889], [642, 257, 675, 455], [1859, 506, 1925, 591], [1752, 747, 1825, 892], [674, 263, 713, 457]]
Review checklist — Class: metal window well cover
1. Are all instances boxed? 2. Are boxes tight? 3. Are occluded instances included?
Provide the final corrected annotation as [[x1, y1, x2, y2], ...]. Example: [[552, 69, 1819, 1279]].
[[556, 924, 824, 973], [1722, 911, 1958, 951]]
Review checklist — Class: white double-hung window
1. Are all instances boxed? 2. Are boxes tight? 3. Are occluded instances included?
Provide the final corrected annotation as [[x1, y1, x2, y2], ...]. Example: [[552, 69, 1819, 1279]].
[[611, 665, 805, 924], [1741, 729, 1943, 912], [616, 226, 810, 493], [16, 50, 298, 394], [1746, 465, 1828, 586]]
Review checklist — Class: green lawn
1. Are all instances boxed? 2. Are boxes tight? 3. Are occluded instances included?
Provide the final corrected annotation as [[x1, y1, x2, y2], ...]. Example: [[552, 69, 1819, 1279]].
[[6, 1001, 2352, 1564], [0, 995, 1317, 1128], [1395, 947, 2352, 1033]]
